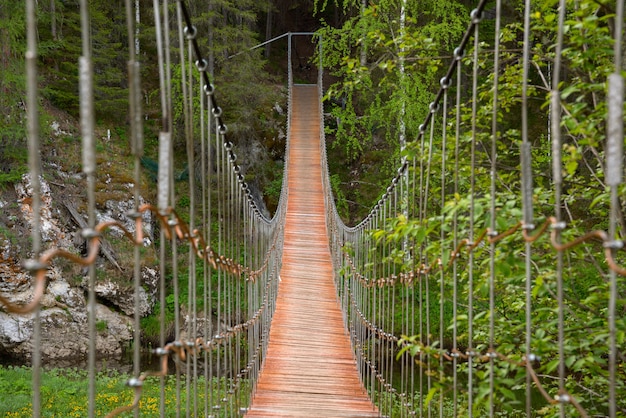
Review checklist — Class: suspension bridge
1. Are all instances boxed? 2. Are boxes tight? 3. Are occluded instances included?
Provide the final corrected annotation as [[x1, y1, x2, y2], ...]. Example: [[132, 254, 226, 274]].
[[2, 0, 625, 417]]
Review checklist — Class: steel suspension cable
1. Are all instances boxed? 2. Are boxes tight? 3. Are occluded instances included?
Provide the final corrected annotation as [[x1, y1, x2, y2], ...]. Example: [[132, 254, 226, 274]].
[[161, 2, 183, 417], [452, 45, 462, 418], [400, 163, 410, 418], [123, 0, 145, 415], [152, 3, 170, 415], [425, 108, 437, 418], [550, 0, 567, 416], [229, 144, 237, 414], [215, 114, 224, 416], [200, 69, 210, 418], [376, 203, 382, 411], [410, 155, 416, 407], [417, 115, 425, 418], [520, 0, 535, 415], [467, 9, 482, 416], [488, 0, 502, 416], [607, 2, 624, 417], [439, 75, 449, 418], [25, 1, 41, 415], [388, 189, 396, 413], [176, 5, 193, 416], [77, 0, 98, 415], [151, 0, 171, 408]]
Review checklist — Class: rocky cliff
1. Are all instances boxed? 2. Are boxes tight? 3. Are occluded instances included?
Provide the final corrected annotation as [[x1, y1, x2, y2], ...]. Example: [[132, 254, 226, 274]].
[[0, 132, 158, 364]]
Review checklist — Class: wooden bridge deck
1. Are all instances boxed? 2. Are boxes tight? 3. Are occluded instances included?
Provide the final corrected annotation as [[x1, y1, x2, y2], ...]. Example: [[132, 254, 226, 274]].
[[245, 85, 378, 417]]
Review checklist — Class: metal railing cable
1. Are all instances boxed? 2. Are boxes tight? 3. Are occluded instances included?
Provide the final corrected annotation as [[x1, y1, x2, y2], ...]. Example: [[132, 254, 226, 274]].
[[24, 1, 42, 415], [520, 0, 535, 415], [451, 29, 462, 418], [322, 0, 626, 417], [550, 0, 567, 417], [77, 0, 99, 415], [488, 0, 503, 416], [124, 2, 145, 417], [607, 3, 624, 418]]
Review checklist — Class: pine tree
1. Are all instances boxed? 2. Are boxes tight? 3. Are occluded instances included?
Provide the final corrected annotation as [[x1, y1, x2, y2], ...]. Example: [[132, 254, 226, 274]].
[[0, 1, 27, 184]]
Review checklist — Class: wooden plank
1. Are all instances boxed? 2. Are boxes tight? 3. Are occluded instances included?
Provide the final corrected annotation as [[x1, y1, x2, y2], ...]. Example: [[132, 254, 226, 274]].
[[245, 85, 378, 417]]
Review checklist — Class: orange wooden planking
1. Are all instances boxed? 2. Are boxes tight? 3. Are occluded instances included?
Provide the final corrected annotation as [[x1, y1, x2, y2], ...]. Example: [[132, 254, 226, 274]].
[[244, 85, 378, 417]]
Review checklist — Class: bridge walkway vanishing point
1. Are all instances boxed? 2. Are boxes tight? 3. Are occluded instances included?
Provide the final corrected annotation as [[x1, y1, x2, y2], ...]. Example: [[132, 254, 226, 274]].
[[245, 85, 379, 417]]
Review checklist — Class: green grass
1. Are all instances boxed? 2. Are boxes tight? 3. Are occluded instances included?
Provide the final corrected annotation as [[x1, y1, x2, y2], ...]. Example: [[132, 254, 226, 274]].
[[96, 320, 108, 333], [0, 170, 26, 189], [0, 365, 247, 417]]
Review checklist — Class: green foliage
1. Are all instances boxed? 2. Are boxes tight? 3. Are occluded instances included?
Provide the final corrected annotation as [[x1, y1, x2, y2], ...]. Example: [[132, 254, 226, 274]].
[[357, 0, 626, 415], [96, 319, 108, 333], [0, 2, 28, 187], [140, 299, 175, 342], [140, 157, 159, 182], [375, 190, 625, 415], [168, 0, 277, 144], [316, 0, 469, 222], [0, 155, 27, 188], [0, 128, 27, 189], [318, 0, 468, 152], [38, 0, 128, 121], [330, 173, 349, 217], [0, 1, 26, 67], [265, 174, 284, 210]]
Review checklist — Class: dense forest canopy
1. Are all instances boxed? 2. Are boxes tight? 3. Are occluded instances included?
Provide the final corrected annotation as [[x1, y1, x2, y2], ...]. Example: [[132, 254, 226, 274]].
[[0, 0, 515, 218], [1, 0, 300, 209], [0, 0, 487, 217], [1, 0, 624, 220]]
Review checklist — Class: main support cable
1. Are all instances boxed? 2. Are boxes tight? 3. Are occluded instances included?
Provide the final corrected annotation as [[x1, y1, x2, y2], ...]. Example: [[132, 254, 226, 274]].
[[177, 0, 227, 135]]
